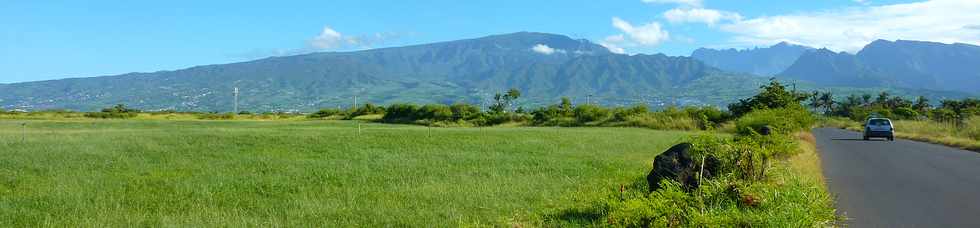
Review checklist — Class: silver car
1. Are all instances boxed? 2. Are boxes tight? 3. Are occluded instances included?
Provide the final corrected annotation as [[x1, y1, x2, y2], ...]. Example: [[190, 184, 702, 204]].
[[863, 118, 895, 141]]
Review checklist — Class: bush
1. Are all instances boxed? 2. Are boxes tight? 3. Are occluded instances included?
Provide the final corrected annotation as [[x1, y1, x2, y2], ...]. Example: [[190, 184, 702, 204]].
[[612, 105, 649, 122], [418, 104, 453, 121], [84, 112, 138, 119], [611, 112, 701, 131], [735, 107, 813, 136], [84, 104, 140, 119], [348, 103, 385, 118], [309, 108, 346, 119], [893, 107, 919, 120], [573, 104, 610, 124], [381, 103, 420, 123], [450, 103, 481, 121], [728, 79, 808, 117], [531, 105, 562, 124], [197, 113, 235, 120]]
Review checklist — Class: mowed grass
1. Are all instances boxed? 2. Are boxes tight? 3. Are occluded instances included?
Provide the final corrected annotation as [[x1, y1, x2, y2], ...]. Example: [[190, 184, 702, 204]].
[[0, 120, 696, 226]]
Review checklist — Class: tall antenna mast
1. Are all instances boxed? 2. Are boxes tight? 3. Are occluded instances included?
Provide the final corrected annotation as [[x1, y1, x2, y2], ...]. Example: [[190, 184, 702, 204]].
[[233, 87, 239, 114]]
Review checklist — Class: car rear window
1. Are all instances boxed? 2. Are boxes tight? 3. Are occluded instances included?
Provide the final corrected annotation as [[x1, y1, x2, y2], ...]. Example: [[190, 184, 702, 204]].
[[869, 119, 891, 125]]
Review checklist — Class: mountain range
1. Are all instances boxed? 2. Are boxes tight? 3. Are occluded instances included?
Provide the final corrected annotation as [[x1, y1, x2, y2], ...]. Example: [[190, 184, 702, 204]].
[[779, 40, 980, 94], [0, 32, 976, 112], [0, 32, 740, 112], [691, 42, 813, 76]]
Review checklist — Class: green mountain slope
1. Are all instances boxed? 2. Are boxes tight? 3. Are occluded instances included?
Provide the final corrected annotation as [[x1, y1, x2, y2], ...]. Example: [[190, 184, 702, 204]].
[[1, 34, 974, 112], [0, 32, 730, 112]]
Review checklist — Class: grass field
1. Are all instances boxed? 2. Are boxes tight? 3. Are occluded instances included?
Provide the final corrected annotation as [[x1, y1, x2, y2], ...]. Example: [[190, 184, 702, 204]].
[[0, 120, 700, 226]]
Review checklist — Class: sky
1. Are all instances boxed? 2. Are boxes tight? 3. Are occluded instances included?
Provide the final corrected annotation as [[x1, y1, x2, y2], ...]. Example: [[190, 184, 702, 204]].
[[2, 0, 979, 83]]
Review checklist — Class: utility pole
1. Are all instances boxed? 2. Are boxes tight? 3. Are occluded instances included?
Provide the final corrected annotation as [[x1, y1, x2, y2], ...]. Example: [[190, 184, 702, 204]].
[[352, 87, 363, 110], [233, 87, 239, 114], [587, 94, 592, 105]]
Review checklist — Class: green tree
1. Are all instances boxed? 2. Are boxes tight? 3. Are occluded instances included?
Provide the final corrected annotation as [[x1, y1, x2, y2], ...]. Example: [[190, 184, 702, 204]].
[[727, 79, 808, 117], [559, 97, 573, 117], [874, 91, 890, 106], [818, 92, 835, 114], [489, 88, 522, 113], [913, 96, 930, 112]]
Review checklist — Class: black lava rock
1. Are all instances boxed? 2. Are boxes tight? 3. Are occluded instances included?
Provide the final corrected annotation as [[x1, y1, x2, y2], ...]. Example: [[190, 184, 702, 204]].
[[647, 143, 721, 191], [759, 125, 773, 135]]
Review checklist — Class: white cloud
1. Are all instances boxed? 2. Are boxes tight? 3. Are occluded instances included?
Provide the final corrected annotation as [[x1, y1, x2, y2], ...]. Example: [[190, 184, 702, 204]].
[[642, 0, 702, 8], [532, 44, 558, 55], [663, 8, 741, 25], [599, 18, 670, 54], [599, 35, 628, 54], [611, 17, 670, 46], [310, 26, 348, 50], [718, 0, 980, 52], [307, 26, 401, 51]]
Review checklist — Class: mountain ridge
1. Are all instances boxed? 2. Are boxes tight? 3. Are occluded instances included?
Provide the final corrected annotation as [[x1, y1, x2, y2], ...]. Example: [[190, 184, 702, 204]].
[[779, 39, 980, 93], [2, 33, 976, 112], [0, 32, 732, 112], [691, 41, 814, 76]]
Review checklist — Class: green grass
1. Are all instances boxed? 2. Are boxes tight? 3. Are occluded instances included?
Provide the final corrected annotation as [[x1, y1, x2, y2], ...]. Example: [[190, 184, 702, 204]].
[[532, 132, 837, 227], [0, 119, 699, 226]]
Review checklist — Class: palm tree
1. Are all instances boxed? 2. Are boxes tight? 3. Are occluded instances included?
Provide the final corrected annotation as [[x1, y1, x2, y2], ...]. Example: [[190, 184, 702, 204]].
[[819, 92, 834, 114]]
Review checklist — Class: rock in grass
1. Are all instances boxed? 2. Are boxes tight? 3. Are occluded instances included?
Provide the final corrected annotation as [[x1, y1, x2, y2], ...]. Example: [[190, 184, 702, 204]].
[[759, 125, 773, 135], [647, 143, 721, 191]]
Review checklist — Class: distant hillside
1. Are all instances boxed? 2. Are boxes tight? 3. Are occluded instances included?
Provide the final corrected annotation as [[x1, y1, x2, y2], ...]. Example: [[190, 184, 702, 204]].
[[779, 40, 980, 94], [0, 32, 733, 112], [691, 42, 813, 76]]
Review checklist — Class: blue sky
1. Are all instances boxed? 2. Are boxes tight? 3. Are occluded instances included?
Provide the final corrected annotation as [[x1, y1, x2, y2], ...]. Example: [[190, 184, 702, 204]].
[[2, 0, 977, 83]]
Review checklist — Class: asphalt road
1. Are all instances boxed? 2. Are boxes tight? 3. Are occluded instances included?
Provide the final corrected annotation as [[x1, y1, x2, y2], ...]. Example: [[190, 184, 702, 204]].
[[813, 128, 980, 228]]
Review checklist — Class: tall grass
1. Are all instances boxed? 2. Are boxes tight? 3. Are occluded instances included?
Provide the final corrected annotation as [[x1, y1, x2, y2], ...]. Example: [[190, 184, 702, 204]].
[[531, 108, 836, 227], [606, 113, 701, 131], [892, 116, 980, 151], [0, 120, 696, 226]]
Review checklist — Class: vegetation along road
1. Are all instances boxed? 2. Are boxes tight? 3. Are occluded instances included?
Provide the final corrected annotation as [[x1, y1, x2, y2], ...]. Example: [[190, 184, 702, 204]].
[[814, 128, 980, 227]]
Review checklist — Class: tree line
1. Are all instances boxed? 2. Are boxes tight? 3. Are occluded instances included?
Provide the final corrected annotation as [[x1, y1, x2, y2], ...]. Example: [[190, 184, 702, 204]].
[[806, 90, 980, 122]]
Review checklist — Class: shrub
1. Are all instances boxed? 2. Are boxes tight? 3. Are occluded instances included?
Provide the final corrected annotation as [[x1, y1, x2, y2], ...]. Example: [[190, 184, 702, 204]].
[[449, 103, 481, 121], [728, 79, 808, 117], [381, 103, 420, 123], [893, 107, 919, 120], [929, 108, 959, 122], [531, 105, 562, 124], [418, 104, 453, 122], [349, 103, 385, 118], [735, 107, 813, 136], [612, 105, 649, 122], [309, 108, 346, 118], [84, 104, 140, 119], [612, 113, 700, 131], [573, 104, 610, 124], [197, 113, 235, 120]]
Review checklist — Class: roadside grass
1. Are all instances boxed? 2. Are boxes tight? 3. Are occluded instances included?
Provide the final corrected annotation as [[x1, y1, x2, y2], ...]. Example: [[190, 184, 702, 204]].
[[0, 120, 698, 226], [819, 116, 980, 152], [524, 130, 836, 227]]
